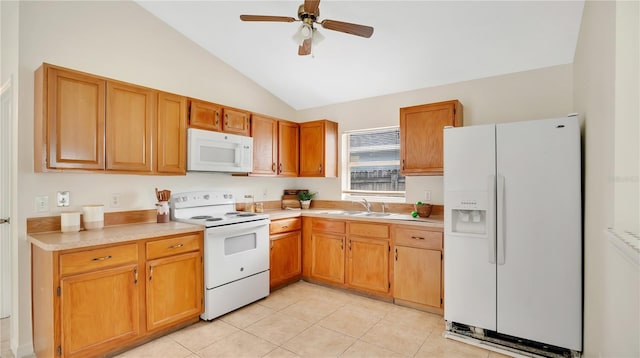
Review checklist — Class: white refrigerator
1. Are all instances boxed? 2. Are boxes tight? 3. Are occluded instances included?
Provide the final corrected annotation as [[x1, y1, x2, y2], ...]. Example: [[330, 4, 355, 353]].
[[443, 116, 582, 353]]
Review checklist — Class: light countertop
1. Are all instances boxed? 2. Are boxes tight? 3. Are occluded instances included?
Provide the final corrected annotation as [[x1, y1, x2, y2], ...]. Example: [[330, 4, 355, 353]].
[[266, 209, 444, 230], [29, 221, 204, 251]]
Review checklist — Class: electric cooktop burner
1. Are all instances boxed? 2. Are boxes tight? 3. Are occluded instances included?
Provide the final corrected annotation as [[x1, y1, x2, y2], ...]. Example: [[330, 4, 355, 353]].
[[225, 212, 240, 215], [237, 213, 257, 217], [191, 215, 213, 219], [206, 218, 223, 222]]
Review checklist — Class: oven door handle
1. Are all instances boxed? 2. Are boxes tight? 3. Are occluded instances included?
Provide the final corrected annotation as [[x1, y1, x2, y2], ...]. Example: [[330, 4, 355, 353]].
[[205, 219, 270, 235]]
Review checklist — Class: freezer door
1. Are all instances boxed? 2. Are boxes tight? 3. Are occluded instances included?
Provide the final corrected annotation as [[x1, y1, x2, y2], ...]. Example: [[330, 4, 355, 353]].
[[444, 124, 497, 331], [495, 117, 582, 351]]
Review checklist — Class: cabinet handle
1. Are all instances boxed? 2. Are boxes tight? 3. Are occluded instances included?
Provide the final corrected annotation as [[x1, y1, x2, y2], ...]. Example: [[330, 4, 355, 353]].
[[348, 240, 351, 251], [270, 241, 274, 250], [149, 265, 153, 281], [133, 267, 138, 284], [272, 163, 276, 173], [282, 225, 288, 229], [395, 248, 398, 261], [168, 243, 184, 249], [91, 255, 112, 262], [225, 113, 229, 127], [279, 163, 283, 174], [215, 112, 219, 126], [411, 236, 425, 240], [341, 241, 344, 250], [318, 164, 322, 173], [402, 160, 405, 170]]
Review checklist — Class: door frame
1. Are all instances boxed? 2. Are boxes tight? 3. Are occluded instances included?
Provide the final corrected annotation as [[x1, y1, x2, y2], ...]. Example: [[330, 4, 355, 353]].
[[0, 76, 14, 320]]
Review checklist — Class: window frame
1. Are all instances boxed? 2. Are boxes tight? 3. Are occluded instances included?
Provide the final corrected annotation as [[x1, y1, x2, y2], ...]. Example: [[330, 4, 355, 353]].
[[341, 126, 406, 203]]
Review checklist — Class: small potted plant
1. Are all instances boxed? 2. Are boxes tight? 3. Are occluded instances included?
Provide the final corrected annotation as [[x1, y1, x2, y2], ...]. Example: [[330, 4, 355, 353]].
[[297, 191, 316, 209]]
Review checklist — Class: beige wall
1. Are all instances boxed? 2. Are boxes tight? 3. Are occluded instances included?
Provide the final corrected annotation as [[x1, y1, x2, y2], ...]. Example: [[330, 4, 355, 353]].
[[296, 65, 574, 204], [574, 1, 639, 356]]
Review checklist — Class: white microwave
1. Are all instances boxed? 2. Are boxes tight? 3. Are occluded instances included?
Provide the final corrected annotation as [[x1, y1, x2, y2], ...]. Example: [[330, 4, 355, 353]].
[[187, 128, 253, 173]]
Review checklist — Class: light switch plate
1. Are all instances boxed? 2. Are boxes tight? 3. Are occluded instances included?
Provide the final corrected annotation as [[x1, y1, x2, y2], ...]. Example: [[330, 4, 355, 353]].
[[57, 191, 70, 207], [35, 196, 49, 212]]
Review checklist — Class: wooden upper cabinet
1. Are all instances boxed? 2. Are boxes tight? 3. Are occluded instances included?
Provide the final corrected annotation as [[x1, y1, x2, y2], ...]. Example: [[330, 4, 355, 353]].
[[251, 114, 299, 176], [251, 114, 278, 175], [299, 119, 338, 177], [188, 99, 222, 132], [106, 82, 156, 173], [157, 92, 187, 174], [400, 100, 463, 175], [278, 120, 299, 176], [35, 65, 106, 171], [222, 107, 251, 136]]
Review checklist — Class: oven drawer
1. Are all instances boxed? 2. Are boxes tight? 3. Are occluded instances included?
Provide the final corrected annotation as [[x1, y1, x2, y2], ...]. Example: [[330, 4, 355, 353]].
[[60, 244, 138, 277], [393, 226, 442, 250], [147, 233, 201, 260], [270, 218, 301, 235]]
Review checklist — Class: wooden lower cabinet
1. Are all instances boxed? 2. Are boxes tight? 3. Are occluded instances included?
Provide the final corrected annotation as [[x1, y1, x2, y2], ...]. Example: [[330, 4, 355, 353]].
[[310, 232, 345, 284], [269, 217, 302, 289], [347, 236, 390, 294], [392, 225, 444, 314], [60, 264, 140, 357], [32, 231, 203, 358]]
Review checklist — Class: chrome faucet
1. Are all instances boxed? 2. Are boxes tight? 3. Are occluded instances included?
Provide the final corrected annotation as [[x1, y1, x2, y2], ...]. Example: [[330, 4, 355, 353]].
[[353, 198, 371, 212]]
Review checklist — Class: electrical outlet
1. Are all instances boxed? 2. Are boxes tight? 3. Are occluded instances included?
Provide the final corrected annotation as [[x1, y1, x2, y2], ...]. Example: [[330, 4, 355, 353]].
[[262, 188, 268, 199], [110, 193, 121, 208], [57, 191, 70, 207], [424, 191, 431, 202], [35, 196, 49, 212]]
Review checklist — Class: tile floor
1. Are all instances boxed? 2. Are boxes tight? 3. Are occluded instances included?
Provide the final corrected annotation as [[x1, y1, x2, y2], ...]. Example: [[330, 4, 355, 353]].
[[114, 281, 508, 358]]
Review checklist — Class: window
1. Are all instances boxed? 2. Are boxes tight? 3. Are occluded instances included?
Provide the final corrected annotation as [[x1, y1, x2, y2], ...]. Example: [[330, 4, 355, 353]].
[[342, 127, 405, 201]]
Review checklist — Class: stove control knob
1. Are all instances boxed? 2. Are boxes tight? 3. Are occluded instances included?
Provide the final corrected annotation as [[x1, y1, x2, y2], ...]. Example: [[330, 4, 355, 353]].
[[228, 194, 233, 199], [203, 194, 210, 200], [181, 196, 188, 202], [174, 197, 181, 203], [223, 194, 229, 199]]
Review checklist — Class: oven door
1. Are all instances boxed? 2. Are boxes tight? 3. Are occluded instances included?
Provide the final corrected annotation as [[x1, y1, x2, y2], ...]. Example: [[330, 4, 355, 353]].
[[204, 219, 269, 289]]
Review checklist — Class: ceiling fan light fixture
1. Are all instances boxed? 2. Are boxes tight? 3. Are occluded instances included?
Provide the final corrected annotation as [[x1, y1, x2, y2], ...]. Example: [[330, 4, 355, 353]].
[[292, 23, 313, 45], [312, 28, 324, 46]]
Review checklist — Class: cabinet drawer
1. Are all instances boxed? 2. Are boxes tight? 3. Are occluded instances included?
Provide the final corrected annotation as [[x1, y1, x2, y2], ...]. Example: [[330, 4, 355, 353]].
[[270, 218, 301, 235], [394, 227, 442, 250], [312, 219, 345, 234], [60, 244, 138, 276], [349, 222, 389, 239], [146, 234, 200, 260]]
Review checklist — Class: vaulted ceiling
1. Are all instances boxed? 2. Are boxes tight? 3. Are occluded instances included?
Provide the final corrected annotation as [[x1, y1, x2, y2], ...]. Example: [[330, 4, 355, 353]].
[[136, 1, 585, 110]]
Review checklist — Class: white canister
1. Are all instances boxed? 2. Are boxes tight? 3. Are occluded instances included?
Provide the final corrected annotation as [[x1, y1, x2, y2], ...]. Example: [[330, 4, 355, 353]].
[[82, 205, 104, 230], [60, 211, 81, 233]]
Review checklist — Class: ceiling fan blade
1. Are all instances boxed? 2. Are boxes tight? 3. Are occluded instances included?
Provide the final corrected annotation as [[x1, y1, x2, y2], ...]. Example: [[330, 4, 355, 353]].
[[320, 19, 374, 38], [298, 38, 312, 56], [303, 0, 320, 15], [240, 15, 296, 22]]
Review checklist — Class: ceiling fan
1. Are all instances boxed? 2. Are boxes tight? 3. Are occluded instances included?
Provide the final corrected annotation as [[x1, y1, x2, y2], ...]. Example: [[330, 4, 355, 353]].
[[240, 0, 374, 56]]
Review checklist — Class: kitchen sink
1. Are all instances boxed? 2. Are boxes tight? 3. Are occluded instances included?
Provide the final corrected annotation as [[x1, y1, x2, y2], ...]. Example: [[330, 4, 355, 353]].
[[362, 212, 391, 217]]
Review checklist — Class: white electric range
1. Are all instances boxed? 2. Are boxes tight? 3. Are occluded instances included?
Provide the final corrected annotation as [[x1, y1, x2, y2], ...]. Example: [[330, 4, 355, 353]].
[[170, 191, 270, 320]]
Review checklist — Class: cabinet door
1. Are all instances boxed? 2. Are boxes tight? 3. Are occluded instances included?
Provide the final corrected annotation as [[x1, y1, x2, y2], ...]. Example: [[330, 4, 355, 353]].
[[189, 99, 222, 131], [251, 114, 278, 175], [157, 92, 187, 174], [270, 231, 302, 288], [222, 107, 250, 136], [60, 264, 140, 357], [45, 66, 106, 170], [299, 120, 338, 177], [347, 237, 389, 293], [278, 120, 299, 176], [146, 251, 202, 331], [106, 82, 155, 172], [311, 232, 345, 284], [394, 246, 442, 308], [400, 100, 462, 175]]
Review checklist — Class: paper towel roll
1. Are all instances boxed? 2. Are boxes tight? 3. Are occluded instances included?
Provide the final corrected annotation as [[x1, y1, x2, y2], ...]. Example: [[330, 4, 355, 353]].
[[60, 211, 80, 233]]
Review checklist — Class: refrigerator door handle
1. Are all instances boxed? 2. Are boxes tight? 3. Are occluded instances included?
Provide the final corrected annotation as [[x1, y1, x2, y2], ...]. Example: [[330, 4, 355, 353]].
[[488, 174, 496, 264], [497, 174, 506, 265]]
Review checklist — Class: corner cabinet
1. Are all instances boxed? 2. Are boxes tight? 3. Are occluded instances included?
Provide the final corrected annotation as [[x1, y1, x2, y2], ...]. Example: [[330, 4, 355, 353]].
[[251, 114, 299, 176], [269, 218, 302, 289], [299, 120, 338, 177], [31, 231, 203, 358], [392, 225, 443, 314], [34, 63, 187, 175], [400, 100, 463, 175]]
